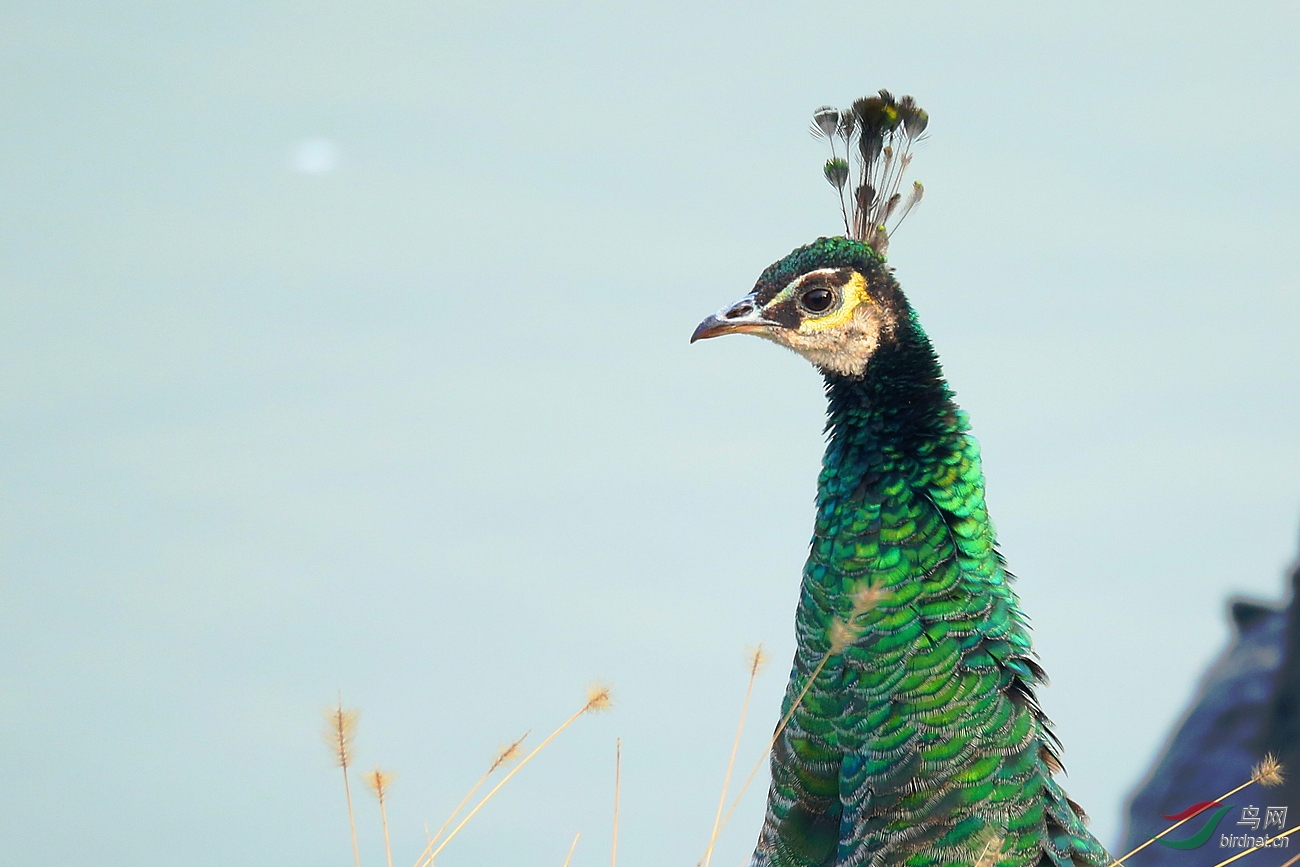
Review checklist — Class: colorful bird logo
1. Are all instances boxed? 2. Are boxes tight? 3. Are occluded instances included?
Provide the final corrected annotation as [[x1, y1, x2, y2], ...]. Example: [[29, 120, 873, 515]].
[[1155, 801, 1233, 849]]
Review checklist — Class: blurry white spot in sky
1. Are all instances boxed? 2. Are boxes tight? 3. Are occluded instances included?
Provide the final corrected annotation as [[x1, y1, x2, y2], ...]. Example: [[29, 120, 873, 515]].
[[289, 138, 340, 174]]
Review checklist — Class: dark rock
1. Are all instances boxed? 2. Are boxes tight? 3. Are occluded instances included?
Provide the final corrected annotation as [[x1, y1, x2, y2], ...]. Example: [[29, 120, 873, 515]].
[[1118, 556, 1300, 866]]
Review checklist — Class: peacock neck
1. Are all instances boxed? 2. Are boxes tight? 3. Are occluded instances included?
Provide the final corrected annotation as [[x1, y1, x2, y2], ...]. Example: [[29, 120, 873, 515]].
[[821, 316, 960, 466]]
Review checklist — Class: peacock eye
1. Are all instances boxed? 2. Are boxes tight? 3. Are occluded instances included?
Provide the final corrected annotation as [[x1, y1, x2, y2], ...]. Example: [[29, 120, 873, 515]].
[[800, 287, 836, 313]]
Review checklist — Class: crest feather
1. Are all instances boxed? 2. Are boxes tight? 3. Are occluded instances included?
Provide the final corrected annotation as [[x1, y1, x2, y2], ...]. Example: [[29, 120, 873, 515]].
[[809, 89, 928, 254]]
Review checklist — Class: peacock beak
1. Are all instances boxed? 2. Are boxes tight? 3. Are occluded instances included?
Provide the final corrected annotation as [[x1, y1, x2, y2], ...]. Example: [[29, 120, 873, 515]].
[[690, 295, 778, 343]]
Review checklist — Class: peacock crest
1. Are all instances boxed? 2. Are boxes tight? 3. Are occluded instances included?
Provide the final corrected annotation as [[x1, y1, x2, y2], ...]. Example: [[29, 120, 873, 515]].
[[810, 89, 928, 255]]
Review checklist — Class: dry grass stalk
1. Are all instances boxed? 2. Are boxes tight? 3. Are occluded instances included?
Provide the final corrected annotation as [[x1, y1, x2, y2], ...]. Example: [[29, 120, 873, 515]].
[[416, 684, 614, 867], [612, 739, 622, 867], [708, 651, 832, 853], [700, 645, 768, 867], [563, 832, 581, 867], [700, 598, 874, 864], [409, 732, 528, 867], [1278, 852, 1300, 867], [324, 697, 362, 867], [1108, 754, 1285, 867], [365, 766, 397, 867]]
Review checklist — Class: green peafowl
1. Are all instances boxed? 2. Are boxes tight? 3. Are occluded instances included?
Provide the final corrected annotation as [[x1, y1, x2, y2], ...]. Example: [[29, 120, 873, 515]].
[[691, 91, 1110, 867]]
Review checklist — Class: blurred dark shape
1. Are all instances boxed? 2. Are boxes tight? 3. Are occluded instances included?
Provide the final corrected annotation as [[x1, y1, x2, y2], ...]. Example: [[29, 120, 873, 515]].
[[1120, 549, 1300, 864]]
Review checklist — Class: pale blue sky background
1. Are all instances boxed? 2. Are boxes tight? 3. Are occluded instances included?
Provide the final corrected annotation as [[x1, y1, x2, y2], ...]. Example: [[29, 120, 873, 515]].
[[2, 2, 1299, 865]]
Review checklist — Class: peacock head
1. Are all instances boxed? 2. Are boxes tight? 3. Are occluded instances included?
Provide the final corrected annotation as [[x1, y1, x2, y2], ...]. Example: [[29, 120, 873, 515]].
[[690, 91, 929, 379], [691, 237, 910, 378]]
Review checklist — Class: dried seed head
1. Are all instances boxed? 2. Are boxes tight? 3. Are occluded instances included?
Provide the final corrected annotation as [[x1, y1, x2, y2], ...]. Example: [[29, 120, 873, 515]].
[[491, 732, 529, 772], [973, 832, 1006, 867], [323, 702, 360, 768], [747, 644, 769, 676], [971, 815, 1009, 867], [364, 766, 395, 800], [585, 683, 614, 714], [849, 582, 890, 617], [828, 618, 861, 654], [1253, 753, 1284, 787]]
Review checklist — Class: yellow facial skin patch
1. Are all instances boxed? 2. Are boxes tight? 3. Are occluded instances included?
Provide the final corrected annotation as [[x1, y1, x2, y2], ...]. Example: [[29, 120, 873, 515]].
[[798, 271, 871, 333], [769, 269, 873, 334]]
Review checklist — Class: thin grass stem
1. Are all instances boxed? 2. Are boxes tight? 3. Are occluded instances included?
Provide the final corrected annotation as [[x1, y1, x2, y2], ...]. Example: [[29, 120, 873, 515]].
[[1108, 754, 1283, 867], [418, 686, 611, 867], [1106, 779, 1253, 866], [409, 732, 528, 867], [563, 832, 581, 867], [701, 646, 766, 867], [342, 763, 360, 867], [710, 652, 831, 851], [612, 739, 621, 867]]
